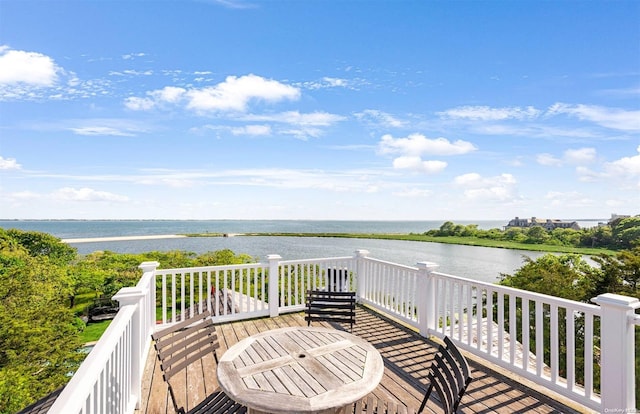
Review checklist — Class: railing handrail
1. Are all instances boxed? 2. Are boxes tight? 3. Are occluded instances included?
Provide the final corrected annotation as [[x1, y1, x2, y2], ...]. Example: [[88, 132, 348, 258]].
[[278, 255, 354, 265], [47, 304, 138, 414], [431, 269, 602, 313]]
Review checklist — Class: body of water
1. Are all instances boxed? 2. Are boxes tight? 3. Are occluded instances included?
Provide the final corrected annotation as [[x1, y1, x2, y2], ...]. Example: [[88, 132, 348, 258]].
[[0, 219, 602, 284]]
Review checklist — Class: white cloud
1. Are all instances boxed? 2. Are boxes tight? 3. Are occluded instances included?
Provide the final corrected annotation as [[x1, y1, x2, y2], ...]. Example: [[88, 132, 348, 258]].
[[245, 111, 344, 127], [536, 153, 563, 167], [303, 76, 352, 90], [379, 133, 477, 156], [454, 172, 518, 201], [544, 191, 594, 208], [70, 126, 136, 136], [547, 103, 640, 132], [0, 47, 60, 86], [438, 105, 541, 121], [241, 111, 345, 139], [355, 109, 407, 128], [537, 147, 596, 167], [392, 156, 447, 173], [186, 74, 300, 112], [8, 191, 40, 200], [126, 74, 300, 113], [230, 125, 272, 136], [52, 187, 129, 202], [572, 147, 639, 187], [564, 147, 596, 164], [0, 156, 21, 170], [124, 96, 155, 111], [122, 52, 146, 60], [604, 145, 640, 178], [210, 0, 257, 9], [392, 188, 432, 197], [152, 86, 186, 102]]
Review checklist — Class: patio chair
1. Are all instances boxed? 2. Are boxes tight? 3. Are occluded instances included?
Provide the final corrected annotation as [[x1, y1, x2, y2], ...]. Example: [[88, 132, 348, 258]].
[[151, 310, 246, 414], [352, 336, 472, 414], [416, 336, 472, 414], [305, 289, 356, 332]]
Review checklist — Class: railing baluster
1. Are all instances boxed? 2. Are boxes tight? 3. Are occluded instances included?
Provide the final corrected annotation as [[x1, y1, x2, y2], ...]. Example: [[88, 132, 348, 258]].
[[535, 300, 544, 377], [498, 291, 504, 361], [522, 298, 530, 371], [486, 288, 493, 357], [567, 307, 576, 391], [550, 303, 559, 382], [509, 293, 516, 365], [584, 311, 594, 399]]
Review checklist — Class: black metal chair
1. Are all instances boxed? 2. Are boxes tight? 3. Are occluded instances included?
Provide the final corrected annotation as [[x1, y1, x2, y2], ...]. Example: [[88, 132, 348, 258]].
[[305, 289, 356, 332], [151, 310, 246, 414], [418, 336, 472, 414], [352, 336, 472, 414]]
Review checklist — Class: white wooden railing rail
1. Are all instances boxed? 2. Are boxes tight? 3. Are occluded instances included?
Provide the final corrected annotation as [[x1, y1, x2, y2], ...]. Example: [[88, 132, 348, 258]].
[[47, 250, 638, 414], [48, 262, 158, 414]]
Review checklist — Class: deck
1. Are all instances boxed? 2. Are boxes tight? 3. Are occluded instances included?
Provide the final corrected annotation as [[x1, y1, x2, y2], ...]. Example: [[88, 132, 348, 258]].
[[138, 306, 585, 414]]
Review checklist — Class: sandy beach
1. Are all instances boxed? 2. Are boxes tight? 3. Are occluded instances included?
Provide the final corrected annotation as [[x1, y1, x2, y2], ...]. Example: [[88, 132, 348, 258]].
[[62, 234, 187, 243]]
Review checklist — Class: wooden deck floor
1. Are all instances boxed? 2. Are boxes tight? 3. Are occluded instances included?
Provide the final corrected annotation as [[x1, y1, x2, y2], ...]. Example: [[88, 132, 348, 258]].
[[138, 306, 585, 414]]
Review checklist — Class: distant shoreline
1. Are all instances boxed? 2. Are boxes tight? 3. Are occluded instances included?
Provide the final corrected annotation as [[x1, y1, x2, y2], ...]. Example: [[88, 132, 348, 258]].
[[62, 234, 188, 243]]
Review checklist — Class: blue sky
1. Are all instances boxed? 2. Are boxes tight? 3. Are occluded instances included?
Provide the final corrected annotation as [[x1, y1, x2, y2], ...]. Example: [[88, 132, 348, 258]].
[[0, 0, 638, 221]]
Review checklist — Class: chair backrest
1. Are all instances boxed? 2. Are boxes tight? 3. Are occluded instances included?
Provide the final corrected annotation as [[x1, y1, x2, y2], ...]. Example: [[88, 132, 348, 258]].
[[151, 310, 220, 413], [443, 336, 472, 399], [305, 290, 356, 331], [418, 337, 472, 414]]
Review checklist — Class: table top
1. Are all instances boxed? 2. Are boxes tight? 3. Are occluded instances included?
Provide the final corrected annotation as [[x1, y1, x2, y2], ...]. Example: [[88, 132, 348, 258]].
[[217, 326, 384, 413]]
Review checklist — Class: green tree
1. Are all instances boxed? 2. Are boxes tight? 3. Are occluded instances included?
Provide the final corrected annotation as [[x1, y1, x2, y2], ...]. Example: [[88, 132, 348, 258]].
[[591, 247, 640, 296], [5, 229, 76, 264], [0, 230, 83, 414], [503, 227, 526, 242], [525, 226, 550, 244], [499, 254, 601, 386], [500, 253, 597, 301], [581, 225, 613, 248], [611, 217, 640, 249], [437, 221, 456, 236]]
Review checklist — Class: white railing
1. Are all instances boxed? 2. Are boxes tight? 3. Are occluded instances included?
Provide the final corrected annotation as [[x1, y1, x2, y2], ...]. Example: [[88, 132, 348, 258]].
[[358, 256, 419, 326], [48, 262, 157, 414], [48, 250, 639, 414], [428, 270, 603, 410]]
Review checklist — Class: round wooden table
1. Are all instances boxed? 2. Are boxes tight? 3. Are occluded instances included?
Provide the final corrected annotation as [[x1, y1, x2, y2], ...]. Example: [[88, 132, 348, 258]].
[[217, 326, 384, 414]]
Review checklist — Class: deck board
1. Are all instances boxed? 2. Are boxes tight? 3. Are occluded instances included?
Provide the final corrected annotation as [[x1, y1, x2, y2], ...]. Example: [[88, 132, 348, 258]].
[[139, 306, 585, 414]]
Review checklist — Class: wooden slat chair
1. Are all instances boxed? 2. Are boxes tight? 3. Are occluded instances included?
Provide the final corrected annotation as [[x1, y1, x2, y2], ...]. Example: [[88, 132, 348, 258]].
[[305, 289, 356, 332], [353, 336, 472, 414], [151, 310, 246, 414]]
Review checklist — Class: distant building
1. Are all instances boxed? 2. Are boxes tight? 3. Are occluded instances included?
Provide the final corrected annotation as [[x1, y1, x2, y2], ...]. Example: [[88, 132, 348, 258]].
[[505, 216, 581, 231], [607, 213, 631, 225]]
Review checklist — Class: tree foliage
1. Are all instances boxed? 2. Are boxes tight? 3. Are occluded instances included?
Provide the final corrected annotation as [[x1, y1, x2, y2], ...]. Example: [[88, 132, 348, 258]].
[[499, 249, 640, 405], [425, 216, 640, 250], [0, 228, 256, 413], [0, 229, 83, 414]]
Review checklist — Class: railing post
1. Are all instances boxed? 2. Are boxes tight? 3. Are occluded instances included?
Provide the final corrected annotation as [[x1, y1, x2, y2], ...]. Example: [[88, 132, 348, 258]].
[[416, 261, 439, 337], [266, 254, 282, 318], [112, 286, 146, 410], [592, 293, 640, 412], [138, 261, 159, 333], [354, 249, 370, 302]]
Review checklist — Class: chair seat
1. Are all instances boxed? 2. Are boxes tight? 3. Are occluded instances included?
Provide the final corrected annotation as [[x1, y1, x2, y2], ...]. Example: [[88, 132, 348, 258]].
[[151, 310, 246, 414], [351, 336, 471, 414], [187, 390, 247, 414], [353, 395, 417, 414]]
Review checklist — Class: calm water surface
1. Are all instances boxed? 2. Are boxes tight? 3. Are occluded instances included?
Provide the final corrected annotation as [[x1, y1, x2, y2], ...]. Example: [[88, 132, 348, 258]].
[[2, 219, 599, 283]]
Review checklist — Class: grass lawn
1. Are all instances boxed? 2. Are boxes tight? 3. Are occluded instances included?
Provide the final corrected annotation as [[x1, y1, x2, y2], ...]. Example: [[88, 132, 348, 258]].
[[80, 320, 112, 343]]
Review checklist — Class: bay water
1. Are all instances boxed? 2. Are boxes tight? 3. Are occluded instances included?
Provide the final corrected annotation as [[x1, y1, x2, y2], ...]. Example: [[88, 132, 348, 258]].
[[0, 219, 600, 283]]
